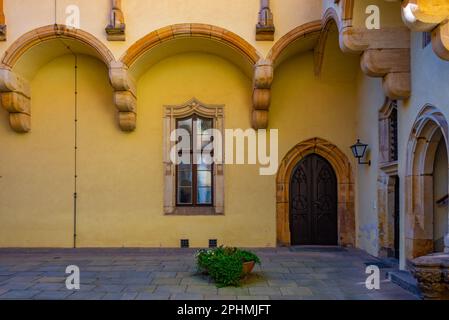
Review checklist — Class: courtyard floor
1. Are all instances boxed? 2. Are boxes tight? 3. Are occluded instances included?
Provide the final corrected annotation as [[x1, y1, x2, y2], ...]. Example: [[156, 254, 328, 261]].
[[0, 247, 419, 300]]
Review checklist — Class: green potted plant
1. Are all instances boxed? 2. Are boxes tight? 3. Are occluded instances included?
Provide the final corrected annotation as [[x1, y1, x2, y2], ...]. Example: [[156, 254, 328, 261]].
[[196, 246, 261, 287]]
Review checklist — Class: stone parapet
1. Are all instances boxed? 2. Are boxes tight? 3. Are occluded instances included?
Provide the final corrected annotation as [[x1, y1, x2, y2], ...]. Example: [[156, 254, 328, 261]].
[[411, 253, 449, 300]]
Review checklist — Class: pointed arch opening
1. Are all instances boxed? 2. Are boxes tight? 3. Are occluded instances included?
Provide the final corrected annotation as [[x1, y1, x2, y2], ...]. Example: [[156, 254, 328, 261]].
[[276, 138, 355, 247], [405, 105, 449, 260]]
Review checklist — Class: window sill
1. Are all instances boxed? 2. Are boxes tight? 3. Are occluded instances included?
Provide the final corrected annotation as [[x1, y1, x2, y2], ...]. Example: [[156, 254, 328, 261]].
[[165, 207, 223, 216]]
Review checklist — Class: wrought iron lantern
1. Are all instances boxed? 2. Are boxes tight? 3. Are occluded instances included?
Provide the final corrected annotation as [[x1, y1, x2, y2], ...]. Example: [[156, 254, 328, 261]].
[[351, 139, 371, 166]]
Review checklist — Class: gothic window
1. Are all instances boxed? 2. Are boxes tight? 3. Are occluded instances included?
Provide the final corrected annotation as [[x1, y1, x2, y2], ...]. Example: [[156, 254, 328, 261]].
[[389, 105, 398, 162], [163, 99, 224, 215], [379, 100, 399, 164], [176, 115, 214, 207]]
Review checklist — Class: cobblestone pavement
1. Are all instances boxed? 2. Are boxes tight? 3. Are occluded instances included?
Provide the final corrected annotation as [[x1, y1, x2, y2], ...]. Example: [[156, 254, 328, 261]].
[[0, 248, 419, 300]]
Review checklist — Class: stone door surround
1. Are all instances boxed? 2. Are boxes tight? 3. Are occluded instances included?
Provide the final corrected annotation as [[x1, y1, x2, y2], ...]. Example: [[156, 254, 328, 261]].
[[276, 138, 355, 247], [405, 105, 449, 260]]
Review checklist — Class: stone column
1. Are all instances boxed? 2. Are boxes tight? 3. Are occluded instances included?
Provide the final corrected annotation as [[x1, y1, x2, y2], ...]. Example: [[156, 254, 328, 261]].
[[0, 0, 6, 41], [106, 0, 126, 41], [256, 0, 275, 41]]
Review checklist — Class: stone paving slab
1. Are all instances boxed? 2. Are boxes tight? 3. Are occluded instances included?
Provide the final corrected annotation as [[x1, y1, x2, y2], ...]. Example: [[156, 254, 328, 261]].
[[0, 248, 420, 300], [32, 290, 73, 300]]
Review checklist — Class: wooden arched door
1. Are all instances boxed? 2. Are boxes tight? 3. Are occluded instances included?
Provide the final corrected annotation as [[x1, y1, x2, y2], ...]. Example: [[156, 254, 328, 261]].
[[290, 154, 338, 245]]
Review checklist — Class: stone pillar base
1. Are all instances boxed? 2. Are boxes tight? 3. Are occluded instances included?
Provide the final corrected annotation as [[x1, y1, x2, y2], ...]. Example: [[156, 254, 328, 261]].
[[410, 253, 449, 300]]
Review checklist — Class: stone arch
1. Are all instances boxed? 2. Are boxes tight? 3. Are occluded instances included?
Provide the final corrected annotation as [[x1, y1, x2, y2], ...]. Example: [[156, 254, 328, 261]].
[[322, 0, 355, 30], [321, 1, 411, 100], [405, 105, 449, 260], [276, 138, 355, 247], [268, 0, 355, 67], [120, 23, 262, 72], [119, 24, 265, 130], [267, 21, 322, 67], [0, 24, 126, 132], [1, 24, 115, 69]]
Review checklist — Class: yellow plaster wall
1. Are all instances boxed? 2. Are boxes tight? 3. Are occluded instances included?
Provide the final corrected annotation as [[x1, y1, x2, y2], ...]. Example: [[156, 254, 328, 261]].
[[352, 0, 404, 28], [1, 0, 322, 59], [0, 0, 447, 263], [0, 55, 76, 247], [271, 35, 358, 165], [0, 31, 361, 248], [0, 52, 278, 248], [77, 52, 277, 248]]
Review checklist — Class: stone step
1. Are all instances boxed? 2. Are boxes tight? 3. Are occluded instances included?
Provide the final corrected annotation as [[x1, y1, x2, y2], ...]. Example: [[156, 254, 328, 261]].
[[387, 270, 421, 298]]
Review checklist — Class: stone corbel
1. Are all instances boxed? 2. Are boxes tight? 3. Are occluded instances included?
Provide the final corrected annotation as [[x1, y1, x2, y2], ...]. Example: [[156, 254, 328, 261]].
[[402, 0, 449, 61], [322, 1, 411, 99], [0, 0, 6, 41], [109, 62, 136, 131], [432, 20, 449, 60], [252, 59, 273, 129], [320, 0, 411, 99], [361, 48, 411, 99], [339, 27, 410, 54], [106, 0, 126, 41], [339, 26, 411, 99], [256, 0, 275, 41], [0, 69, 31, 133]]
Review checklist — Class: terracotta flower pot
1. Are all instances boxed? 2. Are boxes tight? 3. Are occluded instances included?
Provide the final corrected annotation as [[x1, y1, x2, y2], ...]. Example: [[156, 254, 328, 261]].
[[242, 261, 256, 275]]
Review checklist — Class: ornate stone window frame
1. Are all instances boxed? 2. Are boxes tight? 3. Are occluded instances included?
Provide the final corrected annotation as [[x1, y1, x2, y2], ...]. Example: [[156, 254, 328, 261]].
[[379, 99, 398, 165], [163, 98, 225, 216]]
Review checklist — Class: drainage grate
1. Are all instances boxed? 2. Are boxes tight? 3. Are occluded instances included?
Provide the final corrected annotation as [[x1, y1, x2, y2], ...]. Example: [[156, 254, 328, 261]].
[[180, 239, 190, 248], [209, 239, 218, 248]]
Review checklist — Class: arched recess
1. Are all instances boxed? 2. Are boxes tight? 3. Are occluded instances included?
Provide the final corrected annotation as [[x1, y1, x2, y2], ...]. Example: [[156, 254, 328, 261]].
[[121, 24, 261, 74], [267, 21, 322, 68], [276, 138, 355, 247], [257, 21, 321, 130], [0, 24, 129, 132], [321, 1, 411, 100], [405, 105, 449, 260], [314, 8, 344, 77], [119, 24, 265, 129], [1, 25, 115, 69]]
